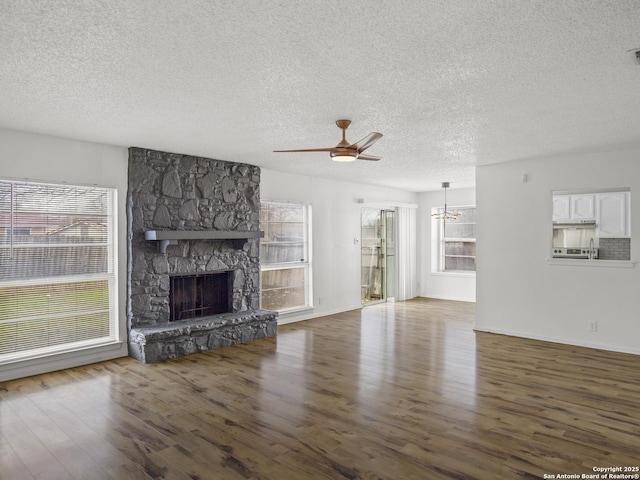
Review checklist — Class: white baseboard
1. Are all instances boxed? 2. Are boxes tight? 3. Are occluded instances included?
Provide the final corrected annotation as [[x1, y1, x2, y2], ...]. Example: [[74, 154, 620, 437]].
[[420, 293, 476, 303], [474, 326, 640, 356], [277, 305, 363, 325]]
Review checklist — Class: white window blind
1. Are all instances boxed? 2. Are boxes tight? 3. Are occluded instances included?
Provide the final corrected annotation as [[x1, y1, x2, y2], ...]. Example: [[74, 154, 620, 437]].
[[0, 180, 117, 362], [260, 202, 312, 312], [434, 206, 476, 272], [396, 206, 417, 301]]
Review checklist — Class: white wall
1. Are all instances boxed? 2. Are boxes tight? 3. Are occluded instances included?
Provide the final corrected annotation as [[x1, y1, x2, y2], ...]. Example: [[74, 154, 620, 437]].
[[476, 148, 640, 355], [261, 169, 418, 324], [417, 187, 476, 302], [0, 127, 129, 381], [0, 129, 419, 376]]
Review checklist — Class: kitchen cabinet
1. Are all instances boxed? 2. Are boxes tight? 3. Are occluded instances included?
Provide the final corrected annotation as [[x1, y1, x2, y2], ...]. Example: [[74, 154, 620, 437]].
[[552, 195, 571, 221], [571, 195, 596, 220], [597, 192, 630, 237], [552, 194, 595, 221]]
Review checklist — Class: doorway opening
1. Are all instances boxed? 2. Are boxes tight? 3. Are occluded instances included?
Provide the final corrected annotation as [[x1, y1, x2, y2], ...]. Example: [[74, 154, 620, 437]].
[[361, 208, 395, 305]]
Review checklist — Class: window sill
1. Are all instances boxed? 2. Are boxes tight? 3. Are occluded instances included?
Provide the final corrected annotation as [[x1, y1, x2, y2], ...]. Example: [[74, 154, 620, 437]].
[[0, 338, 123, 366], [0, 340, 126, 382], [430, 271, 476, 278]]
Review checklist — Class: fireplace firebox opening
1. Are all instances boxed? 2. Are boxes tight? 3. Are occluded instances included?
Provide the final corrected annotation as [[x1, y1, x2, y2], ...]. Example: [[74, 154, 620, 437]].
[[170, 271, 232, 321]]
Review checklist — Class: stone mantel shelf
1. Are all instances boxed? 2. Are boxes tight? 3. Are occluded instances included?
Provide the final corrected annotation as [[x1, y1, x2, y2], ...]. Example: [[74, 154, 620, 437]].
[[145, 230, 264, 253]]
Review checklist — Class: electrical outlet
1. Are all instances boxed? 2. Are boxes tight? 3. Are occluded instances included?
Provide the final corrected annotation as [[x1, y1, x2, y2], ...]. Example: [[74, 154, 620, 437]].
[[588, 321, 598, 332], [318, 297, 323, 305]]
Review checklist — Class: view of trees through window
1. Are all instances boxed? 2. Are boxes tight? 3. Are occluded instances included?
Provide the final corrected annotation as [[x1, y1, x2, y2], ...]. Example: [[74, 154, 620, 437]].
[[260, 202, 311, 312], [0, 180, 116, 359]]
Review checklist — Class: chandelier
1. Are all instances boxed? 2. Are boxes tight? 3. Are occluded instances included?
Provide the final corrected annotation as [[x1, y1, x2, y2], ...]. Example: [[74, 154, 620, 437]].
[[431, 182, 461, 221]]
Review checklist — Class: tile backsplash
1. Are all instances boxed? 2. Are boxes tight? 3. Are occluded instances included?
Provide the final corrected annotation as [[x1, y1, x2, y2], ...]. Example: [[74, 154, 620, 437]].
[[598, 238, 630, 260]]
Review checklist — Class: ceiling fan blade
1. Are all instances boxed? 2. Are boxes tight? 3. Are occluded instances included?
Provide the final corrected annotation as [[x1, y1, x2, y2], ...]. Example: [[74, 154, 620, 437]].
[[273, 147, 336, 153], [357, 154, 381, 161], [351, 132, 383, 153]]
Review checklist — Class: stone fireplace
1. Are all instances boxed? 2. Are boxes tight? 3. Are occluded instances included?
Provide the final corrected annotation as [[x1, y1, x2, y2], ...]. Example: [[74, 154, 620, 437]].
[[126, 147, 277, 363]]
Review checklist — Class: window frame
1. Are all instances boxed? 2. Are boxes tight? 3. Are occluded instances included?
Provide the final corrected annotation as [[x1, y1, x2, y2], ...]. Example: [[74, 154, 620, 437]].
[[432, 205, 476, 275], [0, 179, 118, 364], [260, 201, 313, 313]]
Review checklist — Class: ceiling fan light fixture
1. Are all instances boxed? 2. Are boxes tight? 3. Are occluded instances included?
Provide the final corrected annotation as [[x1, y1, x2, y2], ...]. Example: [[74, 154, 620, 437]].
[[273, 120, 382, 163], [332, 152, 357, 162]]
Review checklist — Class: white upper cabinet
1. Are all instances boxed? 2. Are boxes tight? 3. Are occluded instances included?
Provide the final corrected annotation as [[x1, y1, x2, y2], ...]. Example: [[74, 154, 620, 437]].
[[552, 194, 595, 221], [571, 195, 596, 220], [552, 195, 571, 221], [597, 192, 630, 237]]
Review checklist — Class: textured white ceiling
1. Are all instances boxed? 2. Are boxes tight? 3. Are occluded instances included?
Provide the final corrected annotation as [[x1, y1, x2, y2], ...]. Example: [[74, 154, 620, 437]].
[[1, 1, 640, 192]]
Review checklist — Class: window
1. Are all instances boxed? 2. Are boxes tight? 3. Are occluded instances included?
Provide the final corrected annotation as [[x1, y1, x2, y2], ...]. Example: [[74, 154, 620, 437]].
[[260, 202, 311, 312], [0, 180, 117, 362], [434, 206, 476, 272]]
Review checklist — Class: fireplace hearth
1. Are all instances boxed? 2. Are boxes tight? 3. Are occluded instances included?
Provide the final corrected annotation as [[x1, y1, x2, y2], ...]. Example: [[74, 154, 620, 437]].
[[126, 147, 277, 363]]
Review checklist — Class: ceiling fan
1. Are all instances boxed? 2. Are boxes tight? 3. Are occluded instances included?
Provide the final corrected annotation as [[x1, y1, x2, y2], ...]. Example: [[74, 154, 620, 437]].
[[274, 119, 382, 162]]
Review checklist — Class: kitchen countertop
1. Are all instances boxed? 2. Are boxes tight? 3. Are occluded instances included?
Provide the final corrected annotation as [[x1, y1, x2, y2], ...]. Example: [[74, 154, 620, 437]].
[[546, 258, 635, 268]]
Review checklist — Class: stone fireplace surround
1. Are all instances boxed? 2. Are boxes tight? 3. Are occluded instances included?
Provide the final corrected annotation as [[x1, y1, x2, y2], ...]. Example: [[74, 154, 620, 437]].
[[127, 147, 277, 363]]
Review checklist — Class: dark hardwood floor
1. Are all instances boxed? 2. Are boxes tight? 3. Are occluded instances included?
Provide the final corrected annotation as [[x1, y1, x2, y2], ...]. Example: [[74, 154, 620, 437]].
[[1, 298, 639, 479]]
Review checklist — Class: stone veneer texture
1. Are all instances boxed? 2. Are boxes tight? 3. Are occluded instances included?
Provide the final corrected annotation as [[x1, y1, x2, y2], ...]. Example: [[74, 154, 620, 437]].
[[126, 147, 276, 361]]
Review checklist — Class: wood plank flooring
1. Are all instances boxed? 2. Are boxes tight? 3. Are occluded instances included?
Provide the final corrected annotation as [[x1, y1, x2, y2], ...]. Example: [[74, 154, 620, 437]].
[[1, 298, 639, 479]]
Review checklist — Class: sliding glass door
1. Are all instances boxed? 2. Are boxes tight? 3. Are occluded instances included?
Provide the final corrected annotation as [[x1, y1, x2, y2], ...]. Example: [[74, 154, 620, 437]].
[[361, 208, 395, 305]]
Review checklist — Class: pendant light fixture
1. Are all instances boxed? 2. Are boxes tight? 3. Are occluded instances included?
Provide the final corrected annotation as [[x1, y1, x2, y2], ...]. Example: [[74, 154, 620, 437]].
[[431, 182, 461, 221]]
